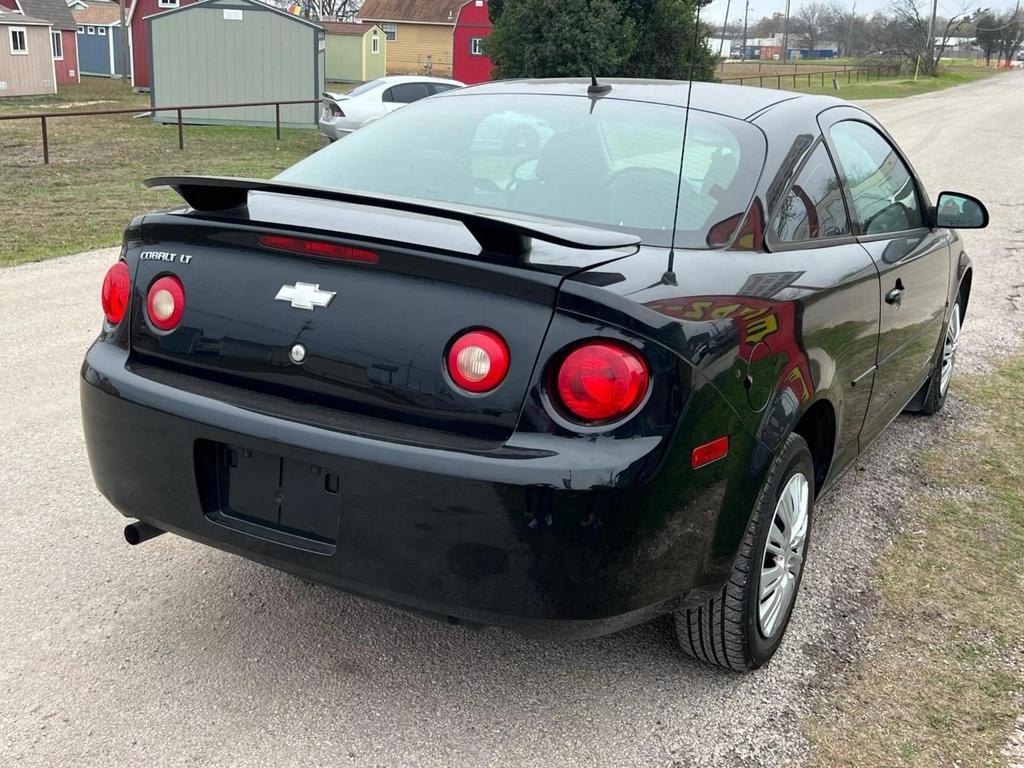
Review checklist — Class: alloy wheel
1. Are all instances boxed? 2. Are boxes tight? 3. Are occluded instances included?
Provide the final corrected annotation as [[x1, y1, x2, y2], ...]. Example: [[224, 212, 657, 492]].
[[940, 303, 961, 397], [758, 471, 810, 638]]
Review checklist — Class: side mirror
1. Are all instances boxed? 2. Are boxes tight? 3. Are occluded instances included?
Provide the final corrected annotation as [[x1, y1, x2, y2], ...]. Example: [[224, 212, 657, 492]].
[[933, 191, 989, 229]]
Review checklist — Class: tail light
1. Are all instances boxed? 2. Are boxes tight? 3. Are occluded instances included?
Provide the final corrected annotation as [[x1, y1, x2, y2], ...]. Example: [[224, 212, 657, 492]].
[[554, 341, 649, 424], [327, 102, 344, 117], [259, 235, 378, 264], [101, 260, 131, 325], [447, 330, 510, 393], [146, 275, 185, 331]]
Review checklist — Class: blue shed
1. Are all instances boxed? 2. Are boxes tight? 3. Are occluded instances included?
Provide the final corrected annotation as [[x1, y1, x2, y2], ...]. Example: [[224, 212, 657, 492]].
[[74, 2, 128, 77]]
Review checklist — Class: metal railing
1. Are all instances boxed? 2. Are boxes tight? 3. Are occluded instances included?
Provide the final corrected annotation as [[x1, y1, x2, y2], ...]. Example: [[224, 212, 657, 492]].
[[0, 97, 322, 164], [719, 64, 902, 89]]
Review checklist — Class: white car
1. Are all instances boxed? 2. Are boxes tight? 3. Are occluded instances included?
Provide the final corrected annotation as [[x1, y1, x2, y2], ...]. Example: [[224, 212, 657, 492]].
[[318, 76, 465, 141]]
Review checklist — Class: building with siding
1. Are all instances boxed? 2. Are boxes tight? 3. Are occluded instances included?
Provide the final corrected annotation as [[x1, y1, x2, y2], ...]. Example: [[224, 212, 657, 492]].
[[0, 9, 55, 96], [148, 0, 324, 128], [0, 0, 80, 85], [74, 2, 127, 77], [322, 21, 385, 83], [125, 0, 198, 90], [451, 0, 491, 84], [357, 0, 463, 76]]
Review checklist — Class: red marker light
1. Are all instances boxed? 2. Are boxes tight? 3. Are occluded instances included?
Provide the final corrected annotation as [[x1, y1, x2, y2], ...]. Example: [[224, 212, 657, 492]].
[[691, 436, 729, 469], [146, 275, 185, 331], [259, 235, 378, 264], [555, 342, 649, 423], [101, 260, 131, 325], [447, 330, 510, 393]]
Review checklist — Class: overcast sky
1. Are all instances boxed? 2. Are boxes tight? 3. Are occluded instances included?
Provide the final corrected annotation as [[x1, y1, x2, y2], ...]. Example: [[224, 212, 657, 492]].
[[703, 0, 1020, 29]]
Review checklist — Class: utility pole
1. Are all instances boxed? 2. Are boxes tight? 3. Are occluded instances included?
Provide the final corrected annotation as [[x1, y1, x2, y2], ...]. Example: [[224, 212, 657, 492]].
[[925, 0, 939, 73], [719, 0, 733, 57], [781, 0, 792, 61], [741, 0, 749, 59], [118, 0, 128, 83]]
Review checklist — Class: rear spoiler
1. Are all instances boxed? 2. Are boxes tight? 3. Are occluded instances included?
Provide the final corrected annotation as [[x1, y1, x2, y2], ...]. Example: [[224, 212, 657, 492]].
[[143, 175, 641, 259]]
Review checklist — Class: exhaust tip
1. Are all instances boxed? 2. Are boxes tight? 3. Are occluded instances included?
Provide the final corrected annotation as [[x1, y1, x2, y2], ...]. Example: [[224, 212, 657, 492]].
[[124, 521, 165, 545]]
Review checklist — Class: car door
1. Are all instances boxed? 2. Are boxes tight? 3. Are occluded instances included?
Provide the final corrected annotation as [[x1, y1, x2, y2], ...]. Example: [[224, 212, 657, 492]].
[[820, 109, 951, 445], [764, 139, 881, 480]]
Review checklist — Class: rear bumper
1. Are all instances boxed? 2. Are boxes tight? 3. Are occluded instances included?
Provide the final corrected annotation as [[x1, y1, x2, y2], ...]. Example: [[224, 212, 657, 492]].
[[81, 342, 725, 638], [317, 118, 353, 141]]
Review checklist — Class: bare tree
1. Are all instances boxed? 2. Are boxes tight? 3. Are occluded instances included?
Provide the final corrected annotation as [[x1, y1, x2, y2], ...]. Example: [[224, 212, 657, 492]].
[[871, 0, 971, 74], [793, 2, 828, 50]]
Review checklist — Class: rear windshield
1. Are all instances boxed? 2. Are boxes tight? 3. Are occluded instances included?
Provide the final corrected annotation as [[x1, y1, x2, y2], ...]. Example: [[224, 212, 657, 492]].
[[279, 93, 767, 249]]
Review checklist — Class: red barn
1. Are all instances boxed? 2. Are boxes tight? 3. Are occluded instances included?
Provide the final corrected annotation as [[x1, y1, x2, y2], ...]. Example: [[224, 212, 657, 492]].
[[0, 0, 80, 85], [126, 0, 196, 89], [452, 0, 492, 84]]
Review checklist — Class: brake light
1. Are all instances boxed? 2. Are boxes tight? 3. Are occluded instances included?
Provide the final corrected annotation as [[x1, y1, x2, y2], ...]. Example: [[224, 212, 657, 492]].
[[259, 235, 378, 264], [554, 341, 649, 423], [146, 275, 185, 331], [328, 102, 344, 117], [447, 330, 510, 393], [101, 260, 131, 325]]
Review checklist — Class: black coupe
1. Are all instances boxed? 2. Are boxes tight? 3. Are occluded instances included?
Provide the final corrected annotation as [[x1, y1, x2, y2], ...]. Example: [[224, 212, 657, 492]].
[[82, 79, 988, 670]]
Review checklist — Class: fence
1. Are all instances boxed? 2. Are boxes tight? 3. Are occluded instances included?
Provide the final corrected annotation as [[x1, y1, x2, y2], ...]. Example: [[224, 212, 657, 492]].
[[0, 98, 322, 165], [719, 65, 902, 90]]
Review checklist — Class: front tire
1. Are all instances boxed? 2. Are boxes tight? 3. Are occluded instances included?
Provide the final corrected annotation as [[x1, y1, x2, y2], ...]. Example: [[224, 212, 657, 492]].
[[919, 301, 961, 415], [674, 433, 814, 671]]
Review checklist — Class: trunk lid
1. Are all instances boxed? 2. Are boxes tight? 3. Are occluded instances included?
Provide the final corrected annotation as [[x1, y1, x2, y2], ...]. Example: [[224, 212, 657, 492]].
[[128, 193, 632, 443]]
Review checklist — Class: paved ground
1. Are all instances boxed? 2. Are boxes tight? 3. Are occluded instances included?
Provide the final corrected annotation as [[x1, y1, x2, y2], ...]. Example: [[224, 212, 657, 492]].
[[2, 72, 1023, 768]]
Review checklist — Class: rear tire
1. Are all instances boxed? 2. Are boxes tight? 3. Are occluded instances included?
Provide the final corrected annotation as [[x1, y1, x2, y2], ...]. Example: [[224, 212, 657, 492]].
[[674, 433, 813, 671]]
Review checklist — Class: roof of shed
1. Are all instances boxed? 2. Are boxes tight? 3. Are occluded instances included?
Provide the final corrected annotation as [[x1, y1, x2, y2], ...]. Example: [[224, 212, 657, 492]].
[[357, 0, 463, 25], [321, 20, 378, 35], [13, 0, 77, 30], [73, 2, 122, 24], [145, 0, 323, 29], [0, 8, 51, 24]]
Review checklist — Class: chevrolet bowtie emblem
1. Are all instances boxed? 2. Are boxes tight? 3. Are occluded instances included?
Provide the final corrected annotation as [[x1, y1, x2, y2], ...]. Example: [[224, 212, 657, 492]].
[[275, 282, 336, 310]]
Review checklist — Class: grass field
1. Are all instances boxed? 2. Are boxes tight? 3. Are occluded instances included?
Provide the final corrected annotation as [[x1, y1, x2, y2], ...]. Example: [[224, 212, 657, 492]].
[[720, 61, 1006, 100], [0, 78, 325, 267], [805, 361, 1024, 767]]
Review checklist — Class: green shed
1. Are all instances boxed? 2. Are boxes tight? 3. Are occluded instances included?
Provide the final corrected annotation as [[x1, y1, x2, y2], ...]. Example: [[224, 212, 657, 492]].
[[148, 0, 324, 128], [322, 21, 386, 83]]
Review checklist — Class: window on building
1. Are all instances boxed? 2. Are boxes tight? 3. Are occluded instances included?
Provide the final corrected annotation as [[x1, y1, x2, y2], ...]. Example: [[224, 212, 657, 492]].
[[52, 30, 63, 59], [771, 143, 850, 242], [158, 0, 179, 7], [9, 27, 27, 54], [98, 26, 106, 36], [77, 25, 85, 33], [86, 25, 95, 34], [381, 22, 396, 41], [371, 32, 380, 54], [470, 37, 483, 55]]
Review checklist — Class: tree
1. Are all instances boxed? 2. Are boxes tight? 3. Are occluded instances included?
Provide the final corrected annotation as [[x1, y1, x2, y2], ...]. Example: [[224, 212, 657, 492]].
[[620, 0, 717, 80], [824, 4, 870, 56], [973, 9, 1001, 64], [486, 0, 637, 78], [793, 1, 828, 50], [870, 0, 969, 75]]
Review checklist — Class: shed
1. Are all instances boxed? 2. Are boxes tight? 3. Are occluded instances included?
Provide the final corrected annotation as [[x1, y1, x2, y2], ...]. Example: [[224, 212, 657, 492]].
[[147, 0, 324, 128], [0, 0, 80, 84], [452, 0, 492, 85], [322, 21, 385, 83], [74, 2, 127, 77], [357, 0, 462, 76], [0, 10, 55, 96]]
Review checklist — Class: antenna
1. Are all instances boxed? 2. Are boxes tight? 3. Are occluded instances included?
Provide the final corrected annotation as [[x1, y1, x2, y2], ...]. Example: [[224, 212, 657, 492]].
[[664, 0, 710, 285], [588, 65, 612, 96]]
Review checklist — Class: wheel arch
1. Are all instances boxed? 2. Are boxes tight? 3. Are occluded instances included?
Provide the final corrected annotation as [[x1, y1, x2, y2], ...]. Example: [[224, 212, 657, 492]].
[[792, 397, 837, 496]]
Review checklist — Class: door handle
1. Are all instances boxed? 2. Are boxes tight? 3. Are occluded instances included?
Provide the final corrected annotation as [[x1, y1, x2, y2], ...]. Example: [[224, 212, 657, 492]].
[[885, 279, 905, 307]]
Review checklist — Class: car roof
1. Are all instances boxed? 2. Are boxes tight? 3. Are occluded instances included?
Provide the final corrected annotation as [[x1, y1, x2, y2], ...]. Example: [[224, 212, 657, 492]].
[[374, 76, 466, 87], [449, 78, 846, 121]]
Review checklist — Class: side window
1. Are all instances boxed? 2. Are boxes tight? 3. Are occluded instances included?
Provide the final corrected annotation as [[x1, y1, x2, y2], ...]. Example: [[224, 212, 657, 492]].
[[383, 83, 431, 104], [429, 83, 459, 95], [829, 120, 923, 236], [772, 142, 850, 242]]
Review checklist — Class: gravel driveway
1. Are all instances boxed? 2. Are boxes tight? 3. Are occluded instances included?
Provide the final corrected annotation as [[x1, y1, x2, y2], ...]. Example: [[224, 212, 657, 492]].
[[2, 72, 1023, 768]]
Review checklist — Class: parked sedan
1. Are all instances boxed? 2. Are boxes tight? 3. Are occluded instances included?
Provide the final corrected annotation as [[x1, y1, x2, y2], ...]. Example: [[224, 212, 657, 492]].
[[84, 79, 987, 671], [318, 76, 464, 141]]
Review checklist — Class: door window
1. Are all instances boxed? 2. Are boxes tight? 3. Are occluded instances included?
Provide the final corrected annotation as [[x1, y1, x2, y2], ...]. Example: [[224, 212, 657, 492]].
[[829, 120, 923, 236], [382, 83, 431, 104], [772, 143, 850, 242]]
